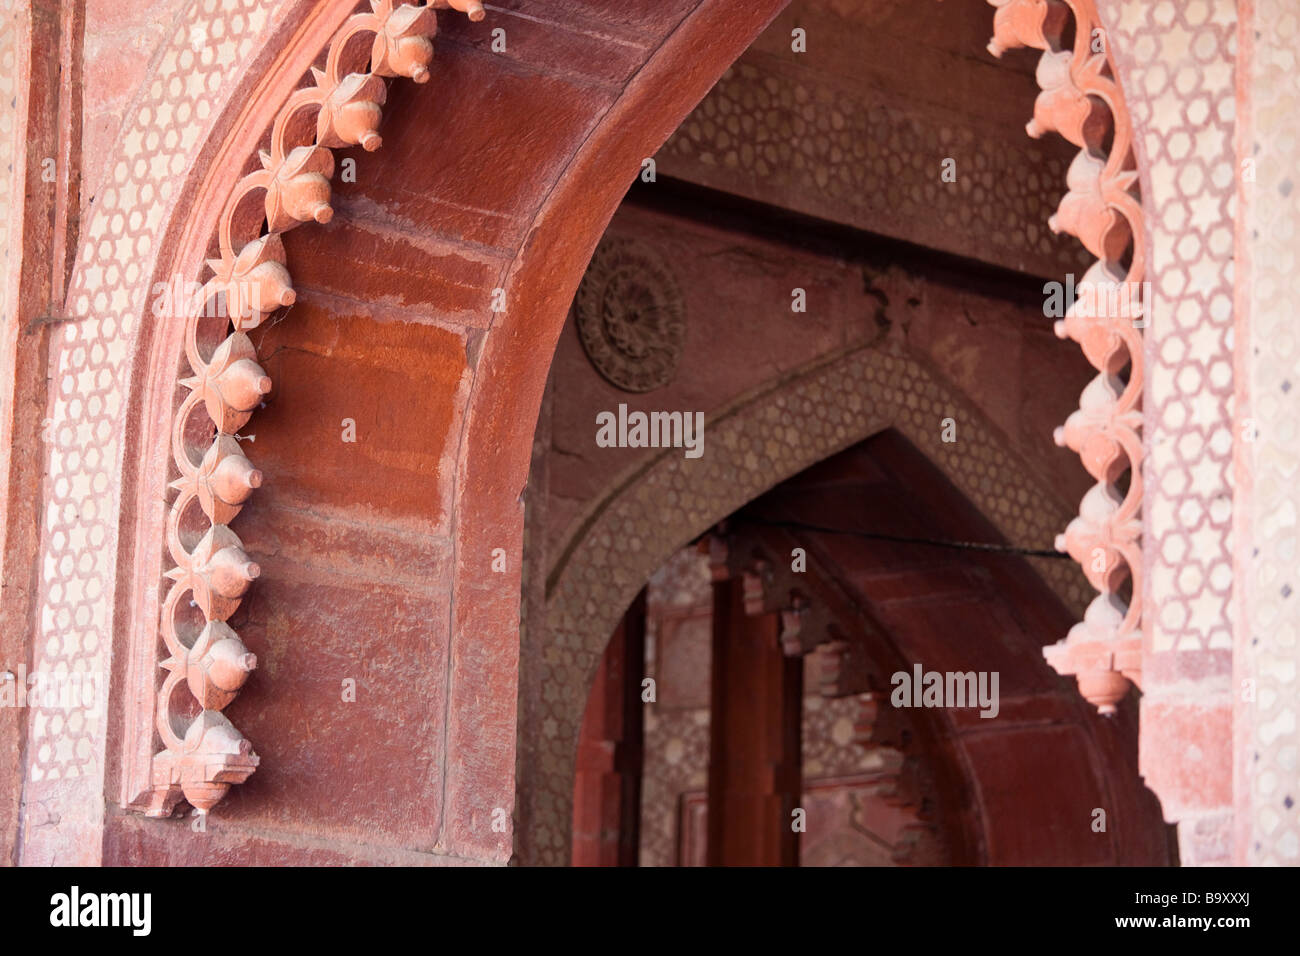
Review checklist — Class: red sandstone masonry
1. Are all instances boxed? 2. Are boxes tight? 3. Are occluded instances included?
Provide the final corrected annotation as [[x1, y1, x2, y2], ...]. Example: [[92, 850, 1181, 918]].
[[4, 0, 1255, 866]]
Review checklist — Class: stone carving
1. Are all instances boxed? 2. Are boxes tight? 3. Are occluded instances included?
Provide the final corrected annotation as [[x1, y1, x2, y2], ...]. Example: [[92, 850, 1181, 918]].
[[574, 237, 686, 393], [712, 532, 809, 655], [711, 523, 882, 659], [854, 693, 948, 865], [811, 638, 875, 699], [987, 0, 1144, 713], [146, 0, 483, 818]]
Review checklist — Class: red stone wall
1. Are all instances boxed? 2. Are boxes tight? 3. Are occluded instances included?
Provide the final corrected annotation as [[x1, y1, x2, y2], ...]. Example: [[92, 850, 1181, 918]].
[[537, 200, 1093, 565]]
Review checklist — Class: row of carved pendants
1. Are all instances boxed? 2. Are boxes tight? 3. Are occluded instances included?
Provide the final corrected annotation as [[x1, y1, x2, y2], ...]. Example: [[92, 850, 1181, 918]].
[[151, 0, 488, 817], [987, 0, 1144, 713]]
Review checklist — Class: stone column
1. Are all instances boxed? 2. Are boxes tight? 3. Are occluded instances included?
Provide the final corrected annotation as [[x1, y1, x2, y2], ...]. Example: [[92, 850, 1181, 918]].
[[705, 572, 802, 866], [571, 590, 646, 866]]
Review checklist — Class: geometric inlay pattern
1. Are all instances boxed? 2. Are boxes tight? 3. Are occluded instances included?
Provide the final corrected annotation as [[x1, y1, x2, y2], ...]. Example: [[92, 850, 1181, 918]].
[[1240, 0, 1300, 866]]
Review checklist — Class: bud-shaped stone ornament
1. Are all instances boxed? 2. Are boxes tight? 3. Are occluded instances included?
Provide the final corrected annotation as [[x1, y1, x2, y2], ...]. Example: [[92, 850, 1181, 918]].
[[205, 234, 295, 331], [185, 524, 261, 621], [1049, 150, 1130, 262], [197, 434, 264, 525], [1055, 373, 1129, 485], [434, 0, 486, 22], [1075, 666, 1132, 716], [179, 710, 259, 812], [264, 144, 335, 232], [182, 710, 253, 757], [216, 358, 272, 414], [208, 546, 261, 601], [371, 1, 438, 83], [1028, 48, 1110, 147], [986, 0, 1068, 57], [316, 69, 388, 151], [199, 333, 272, 434], [1054, 260, 1132, 375], [1043, 594, 1140, 715], [1056, 483, 1129, 594], [187, 621, 257, 710]]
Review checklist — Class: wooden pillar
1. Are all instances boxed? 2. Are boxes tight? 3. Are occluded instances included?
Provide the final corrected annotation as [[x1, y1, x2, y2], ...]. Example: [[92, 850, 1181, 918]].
[[706, 574, 802, 866], [571, 590, 646, 866]]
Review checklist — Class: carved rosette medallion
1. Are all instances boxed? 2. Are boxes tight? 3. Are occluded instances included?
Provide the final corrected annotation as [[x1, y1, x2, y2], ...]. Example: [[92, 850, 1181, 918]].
[[574, 237, 686, 393]]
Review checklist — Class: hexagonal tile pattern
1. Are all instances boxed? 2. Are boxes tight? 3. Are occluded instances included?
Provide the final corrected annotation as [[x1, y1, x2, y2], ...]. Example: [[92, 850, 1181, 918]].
[[1102, 0, 1238, 655]]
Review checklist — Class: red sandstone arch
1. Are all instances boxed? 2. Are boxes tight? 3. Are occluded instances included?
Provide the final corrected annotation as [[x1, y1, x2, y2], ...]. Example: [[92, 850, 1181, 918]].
[[97, 0, 790, 864], [441, 0, 794, 856], [729, 431, 1170, 865], [14, 0, 1153, 865]]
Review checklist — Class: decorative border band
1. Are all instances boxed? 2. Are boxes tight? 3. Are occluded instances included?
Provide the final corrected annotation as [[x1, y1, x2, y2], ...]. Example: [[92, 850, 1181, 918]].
[[988, 0, 1145, 713], [144, 0, 486, 818]]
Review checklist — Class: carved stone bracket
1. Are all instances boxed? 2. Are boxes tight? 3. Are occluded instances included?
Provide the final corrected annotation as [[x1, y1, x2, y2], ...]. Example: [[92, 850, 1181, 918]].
[[810, 638, 875, 699], [707, 525, 844, 658], [987, 0, 1144, 714], [708, 525, 948, 862], [143, 0, 486, 818], [853, 693, 948, 865]]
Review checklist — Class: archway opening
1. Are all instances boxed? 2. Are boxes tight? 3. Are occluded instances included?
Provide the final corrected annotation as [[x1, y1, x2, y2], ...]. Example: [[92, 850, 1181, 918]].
[[567, 432, 1172, 865], [70, 0, 1156, 869], [515, 0, 1158, 865]]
